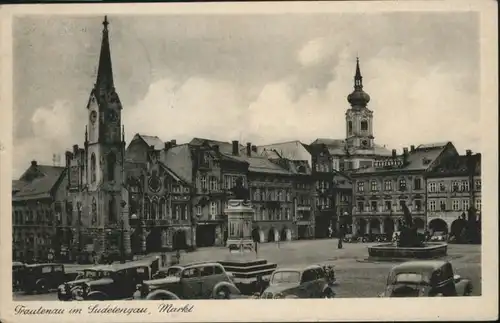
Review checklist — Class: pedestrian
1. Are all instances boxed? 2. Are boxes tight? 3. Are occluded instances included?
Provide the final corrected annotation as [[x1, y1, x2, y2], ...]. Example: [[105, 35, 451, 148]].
[[328, 226, 333, 238], [176, 249, 181, 264], [254, 240, 259, 257]]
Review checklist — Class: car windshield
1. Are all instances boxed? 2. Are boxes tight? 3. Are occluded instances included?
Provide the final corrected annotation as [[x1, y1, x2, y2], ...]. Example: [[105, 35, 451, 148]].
[[166, 268, 181, 277], [271, 271, 301, 285], [390, 273, 429, 285], [84, 270, 111, 279]]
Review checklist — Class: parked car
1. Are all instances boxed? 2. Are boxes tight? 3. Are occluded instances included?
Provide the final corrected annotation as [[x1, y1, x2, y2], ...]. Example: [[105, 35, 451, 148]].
[[343, 234, 361, 243], [378, 260, 473, 297], [57, 265, 112, 301], [12, 262, 26, 291], [79, 257, 160, 301], [22, 263, 67, 294], [134, 262, 241, 300], [430, 231, 448, 242], [258, 264, 335, 299]]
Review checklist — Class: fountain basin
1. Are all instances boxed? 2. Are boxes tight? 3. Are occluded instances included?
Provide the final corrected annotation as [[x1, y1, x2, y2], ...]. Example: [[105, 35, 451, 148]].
[[368, 242, 448, 259]]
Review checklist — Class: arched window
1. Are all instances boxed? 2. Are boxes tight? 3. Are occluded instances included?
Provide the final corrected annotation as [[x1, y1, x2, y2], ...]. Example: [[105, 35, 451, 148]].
[[91, 153, 96, 183], [151, 198, 158, 220], [159, 198, 165, 219], [348, 121, 353, 134], [144, 198, 150, 220], [254, 189, 260, 201], [109, 196, 116, 222], [361, 120, 368, 131], [107, 152, 116, 181]]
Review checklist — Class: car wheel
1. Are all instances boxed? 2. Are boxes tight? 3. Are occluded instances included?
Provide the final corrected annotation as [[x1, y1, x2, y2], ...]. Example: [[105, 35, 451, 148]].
[[215, 287, 230, 299], [37, 281, 48, 294], [323, 288, 334, 299]]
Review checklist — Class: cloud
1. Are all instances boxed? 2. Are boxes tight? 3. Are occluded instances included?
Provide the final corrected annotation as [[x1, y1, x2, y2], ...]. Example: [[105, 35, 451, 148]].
[[123, 77, 246, 144], [14, 100, 77, 176], [297, 38, 328, 67]]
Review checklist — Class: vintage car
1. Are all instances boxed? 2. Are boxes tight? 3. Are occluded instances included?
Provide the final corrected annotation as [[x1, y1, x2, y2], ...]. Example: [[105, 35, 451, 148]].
[[378, 260, 473, 297], [79, 257, 160, 301], [343, 234, 361, 243], [258, 264, 336, 299], [57, 265, 112, 301], [12, 262, 26, 291], [134, 262, 241, 300], [21, 263, 67, 294]]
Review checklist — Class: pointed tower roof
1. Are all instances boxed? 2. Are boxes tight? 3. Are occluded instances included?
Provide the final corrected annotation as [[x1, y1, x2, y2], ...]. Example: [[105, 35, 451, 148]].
[[347, 57, 370, 108], [95, 16, 114, 94]]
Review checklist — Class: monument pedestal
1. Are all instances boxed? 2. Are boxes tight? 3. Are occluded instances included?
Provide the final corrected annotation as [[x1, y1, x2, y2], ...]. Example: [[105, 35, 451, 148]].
[[221, 200, 277, 295], [224, 200, 255, 252]]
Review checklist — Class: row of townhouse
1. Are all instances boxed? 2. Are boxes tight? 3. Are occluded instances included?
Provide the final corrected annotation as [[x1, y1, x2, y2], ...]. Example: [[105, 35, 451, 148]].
[[350, 142, 481, 237]]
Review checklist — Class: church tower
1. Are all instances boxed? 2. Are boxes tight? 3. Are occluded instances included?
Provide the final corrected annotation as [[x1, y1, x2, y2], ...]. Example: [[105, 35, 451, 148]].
[[84, 16, 128, 256], [345, 58, 374, 150]]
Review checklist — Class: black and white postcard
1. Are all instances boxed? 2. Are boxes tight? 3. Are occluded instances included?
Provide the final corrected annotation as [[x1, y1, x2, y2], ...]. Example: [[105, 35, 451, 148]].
[[0, 1, 498, 322]]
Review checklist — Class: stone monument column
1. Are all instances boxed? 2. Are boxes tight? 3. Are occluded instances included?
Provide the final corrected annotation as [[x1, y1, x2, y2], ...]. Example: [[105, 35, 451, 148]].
[[224, 200, 255, 252]]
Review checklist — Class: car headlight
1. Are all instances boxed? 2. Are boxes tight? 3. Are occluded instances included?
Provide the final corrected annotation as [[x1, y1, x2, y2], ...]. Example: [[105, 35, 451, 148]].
[[273, 293, 285, 299]]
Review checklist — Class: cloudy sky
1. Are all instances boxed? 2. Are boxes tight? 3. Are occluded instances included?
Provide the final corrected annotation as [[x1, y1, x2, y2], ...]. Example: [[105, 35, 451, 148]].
[[13, 12, 479, 177]]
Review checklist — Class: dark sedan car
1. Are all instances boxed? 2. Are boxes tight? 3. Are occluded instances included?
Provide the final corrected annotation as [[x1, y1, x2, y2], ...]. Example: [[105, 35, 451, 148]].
[[379, 260, 473, 297]]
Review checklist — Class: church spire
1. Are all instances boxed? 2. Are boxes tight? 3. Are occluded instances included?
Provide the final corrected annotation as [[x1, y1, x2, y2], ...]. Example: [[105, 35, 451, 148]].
[[95, 16, 114, 93], [347, 57, 370, 108], [354, 56, 363, 90]]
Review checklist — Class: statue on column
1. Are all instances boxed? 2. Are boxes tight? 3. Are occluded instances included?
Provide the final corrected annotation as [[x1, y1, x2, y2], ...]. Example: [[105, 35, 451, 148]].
[[230, 178, 250, 201]]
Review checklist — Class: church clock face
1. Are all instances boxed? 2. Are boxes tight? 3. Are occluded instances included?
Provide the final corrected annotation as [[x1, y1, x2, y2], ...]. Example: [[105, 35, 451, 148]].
[[89, 111, 97, 124], [362, 139, 369, 147]]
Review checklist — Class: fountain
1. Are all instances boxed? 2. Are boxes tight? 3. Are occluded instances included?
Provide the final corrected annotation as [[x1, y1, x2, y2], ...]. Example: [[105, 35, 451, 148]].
[[217, 179, 277, 294], [368, 204, 447, 260]]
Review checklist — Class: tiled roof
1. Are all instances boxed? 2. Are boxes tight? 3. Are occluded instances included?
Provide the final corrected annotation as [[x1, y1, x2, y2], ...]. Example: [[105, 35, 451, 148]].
[[135, 133, 164, 150], [221, 153, 292, 175], [431, 153, 481, 176], [160, 144, 193, 183], [13, 165, 66, 201], [189, 137, 244, 154], [311, 138, 391, 156], [12, 180, 27, 193], [257, 141, 310, 161], [352, 142, 453, 175]]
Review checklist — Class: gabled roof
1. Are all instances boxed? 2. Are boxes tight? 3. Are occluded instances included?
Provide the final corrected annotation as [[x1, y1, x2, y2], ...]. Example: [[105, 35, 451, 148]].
[[310, 138, 392, 156], [133, 133, 164, 150], [189, 137, 243, 154], [352, 142, 455, 175], [160, 144, 193, 183], [221, 153, 292, 175], [12, 180, 27, 193], [257, 140, 310, 162], [13, 164, 66, 201], [429, 153, 481, 177]]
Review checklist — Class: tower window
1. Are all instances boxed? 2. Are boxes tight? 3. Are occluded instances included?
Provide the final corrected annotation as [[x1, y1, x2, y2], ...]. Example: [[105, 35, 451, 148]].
[[109, 196, 116, 222], [348, 121, 353, 134], [107, 152, 116, 181], [91, 153, 96, 183], [361, 120, 368, 131]]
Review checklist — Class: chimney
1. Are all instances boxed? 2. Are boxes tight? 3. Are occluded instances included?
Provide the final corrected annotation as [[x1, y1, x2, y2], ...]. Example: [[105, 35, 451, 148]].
[[213, 145, 220, 153], [392, 149, 397, 158], [73, 144, 79, 155], [251, 145, 257, 153], [232, 140, 239, 156], [31, 160, 37, 167], [246, 142, 251, 157], [410, 145, 415, 152], [466, 149, 472, 156], [65, 151, 72, 166], [170, 140, 177, 147], [403, 147, 409, 163], [164, 142, 171, 151]]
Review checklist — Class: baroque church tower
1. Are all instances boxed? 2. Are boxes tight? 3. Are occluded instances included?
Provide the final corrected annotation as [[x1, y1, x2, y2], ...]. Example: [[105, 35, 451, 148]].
[[84, 16, 128, 256], [345, 58, 374, 150]]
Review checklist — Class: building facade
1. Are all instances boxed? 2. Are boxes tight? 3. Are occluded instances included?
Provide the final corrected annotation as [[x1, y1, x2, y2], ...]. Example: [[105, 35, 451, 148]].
[[426, 150, 481, 237], [125, 134, 193, 254], [12, 162, 68, 262], [350, 142, 459, 237]]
